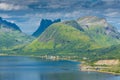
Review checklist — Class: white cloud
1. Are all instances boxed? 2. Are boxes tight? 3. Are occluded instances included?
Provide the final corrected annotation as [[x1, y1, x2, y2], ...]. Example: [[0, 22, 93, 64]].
[[0, 3, 26, 11], [105, 12, 119, 17]]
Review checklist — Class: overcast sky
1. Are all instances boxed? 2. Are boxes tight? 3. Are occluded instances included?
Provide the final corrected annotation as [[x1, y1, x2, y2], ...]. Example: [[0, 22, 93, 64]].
[[0, 0, 120, 34]]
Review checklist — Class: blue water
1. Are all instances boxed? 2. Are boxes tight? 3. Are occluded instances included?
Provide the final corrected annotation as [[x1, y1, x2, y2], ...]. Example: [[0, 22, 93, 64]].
[[0, 56, 119, 80]]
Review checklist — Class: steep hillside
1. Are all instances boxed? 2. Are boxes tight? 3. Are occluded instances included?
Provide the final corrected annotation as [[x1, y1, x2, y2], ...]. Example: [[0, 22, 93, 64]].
[[25, 23, 91, 55], [24, 16, 120, 57], [0, 17, 34, 50], [77, 16, 120, 39], [32, 19, 61, 37], [77, 16, 120, 48]]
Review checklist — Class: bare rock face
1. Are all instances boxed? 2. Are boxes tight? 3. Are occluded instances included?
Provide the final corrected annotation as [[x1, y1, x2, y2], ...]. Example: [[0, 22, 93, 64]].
[[77, 16, 120, 39], [32, 19, 61, 37]]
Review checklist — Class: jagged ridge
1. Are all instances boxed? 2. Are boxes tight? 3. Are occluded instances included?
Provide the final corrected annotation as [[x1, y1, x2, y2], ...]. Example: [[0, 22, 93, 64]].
[[32, 19, 61, 37], [0, 17, 21, 32]]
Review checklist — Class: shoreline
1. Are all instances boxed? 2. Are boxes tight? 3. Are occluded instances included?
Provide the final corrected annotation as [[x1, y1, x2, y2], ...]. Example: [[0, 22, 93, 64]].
[[80, 64, 120, 76]]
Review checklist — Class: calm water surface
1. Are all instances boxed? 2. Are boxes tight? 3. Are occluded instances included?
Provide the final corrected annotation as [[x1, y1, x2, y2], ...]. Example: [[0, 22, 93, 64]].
[[0, 56, 120, 80]]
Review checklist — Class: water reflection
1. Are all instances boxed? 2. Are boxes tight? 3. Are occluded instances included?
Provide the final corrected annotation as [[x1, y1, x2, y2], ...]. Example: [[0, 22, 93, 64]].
[[0, 56, 119, 80]]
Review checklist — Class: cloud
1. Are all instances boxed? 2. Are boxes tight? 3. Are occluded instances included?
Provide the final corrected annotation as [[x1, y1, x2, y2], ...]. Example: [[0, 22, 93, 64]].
[[0, 3, 27, 11], [104, 11, 120, 18], [0, 0, 120, 34]]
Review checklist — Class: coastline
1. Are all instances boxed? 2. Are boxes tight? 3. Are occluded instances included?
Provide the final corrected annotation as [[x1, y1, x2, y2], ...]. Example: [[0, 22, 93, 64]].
[[80, 63, 120, 76]]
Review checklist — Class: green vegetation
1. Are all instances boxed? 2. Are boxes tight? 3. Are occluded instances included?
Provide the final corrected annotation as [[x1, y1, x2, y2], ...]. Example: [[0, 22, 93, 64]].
[[24, 23, 91, 54], [23, 16, 120, 61], [99, 65, 120, 74], [0, 25, 34, 52]]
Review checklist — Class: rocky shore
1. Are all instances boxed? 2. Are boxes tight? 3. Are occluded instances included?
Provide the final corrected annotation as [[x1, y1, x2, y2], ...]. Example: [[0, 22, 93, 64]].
[[80, 59, 120, 75]]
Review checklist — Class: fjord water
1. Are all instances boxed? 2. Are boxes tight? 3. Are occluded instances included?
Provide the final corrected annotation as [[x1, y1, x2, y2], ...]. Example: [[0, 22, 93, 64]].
[[0, 56, 120, 80]]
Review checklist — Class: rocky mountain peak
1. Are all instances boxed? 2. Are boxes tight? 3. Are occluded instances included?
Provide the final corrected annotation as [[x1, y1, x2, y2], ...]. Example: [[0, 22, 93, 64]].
[[32, 18, 61, 37], [0, 17, 21, 32]]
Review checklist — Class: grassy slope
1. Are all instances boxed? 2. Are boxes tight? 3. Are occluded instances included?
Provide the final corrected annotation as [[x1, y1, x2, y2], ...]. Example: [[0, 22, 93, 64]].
[[99, 45, 120, 59], [0, 27, 34, 52], [77, 16, 120, 49], [24, 20, 120, 58], [24, 23, 92, 55]]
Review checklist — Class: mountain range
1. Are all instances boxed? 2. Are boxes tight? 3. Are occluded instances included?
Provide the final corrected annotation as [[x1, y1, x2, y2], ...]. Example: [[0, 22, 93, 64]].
[[0, 16, 119, 61], [24, 16, 120, 60]]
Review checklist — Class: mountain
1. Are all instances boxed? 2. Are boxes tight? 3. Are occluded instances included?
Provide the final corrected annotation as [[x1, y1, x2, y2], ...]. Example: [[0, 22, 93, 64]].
[[24, 16, 120, 57], [0, 17, 21, 32], [0, 17, 34, 51], [77, 16, 120, 38], [32, 19, 61, 37], [77, 16, 120, 48], [25, 23, 91, 55]]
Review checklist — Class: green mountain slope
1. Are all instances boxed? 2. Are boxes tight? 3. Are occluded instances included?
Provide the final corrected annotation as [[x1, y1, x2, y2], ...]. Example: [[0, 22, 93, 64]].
[[77, 16, 120, 48], [97, 44, 120, 59], [0, 18, 34, 51], [24, 23, 91, 55], [24, 16, 120, 57]]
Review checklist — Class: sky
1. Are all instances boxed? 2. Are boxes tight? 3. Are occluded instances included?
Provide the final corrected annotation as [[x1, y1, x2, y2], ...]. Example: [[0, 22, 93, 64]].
[[0, 0, 120, 34]]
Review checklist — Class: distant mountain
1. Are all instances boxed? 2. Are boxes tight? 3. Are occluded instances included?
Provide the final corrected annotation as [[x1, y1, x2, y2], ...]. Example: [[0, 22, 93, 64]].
[[0, 17, 21, 32], [32, 19, 61, 37], [24, 16, 120, 56], [77, 16, 120, 39], [0, 17, 34, 51]]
